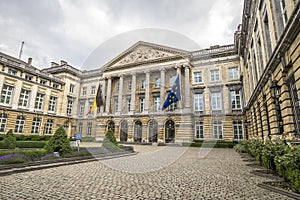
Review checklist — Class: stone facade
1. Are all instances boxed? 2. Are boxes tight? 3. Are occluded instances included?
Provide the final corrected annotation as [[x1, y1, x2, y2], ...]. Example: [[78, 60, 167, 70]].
[[0, 0, 299, 143]]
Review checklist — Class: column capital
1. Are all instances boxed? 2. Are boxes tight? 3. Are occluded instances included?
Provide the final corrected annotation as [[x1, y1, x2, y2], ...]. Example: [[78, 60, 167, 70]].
[[144, 70, 150, 74], [184, 65, 191, 69], [130, 72, 136, 76], [118, 73, 125, 78], [159, 68, 166, 72]]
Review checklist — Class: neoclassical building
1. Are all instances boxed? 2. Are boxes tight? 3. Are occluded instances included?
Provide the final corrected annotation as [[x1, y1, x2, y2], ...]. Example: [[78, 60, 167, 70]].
[[0, 0, 299, 143]]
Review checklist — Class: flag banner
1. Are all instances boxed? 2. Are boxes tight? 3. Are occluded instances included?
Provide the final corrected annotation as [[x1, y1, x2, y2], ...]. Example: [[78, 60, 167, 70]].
[[86, 83, 104, 115], [162, 74, 181, 110]]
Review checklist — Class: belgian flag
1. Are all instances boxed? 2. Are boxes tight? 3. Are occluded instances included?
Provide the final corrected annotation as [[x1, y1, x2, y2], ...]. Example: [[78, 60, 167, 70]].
[[86, 84, 104, 115]]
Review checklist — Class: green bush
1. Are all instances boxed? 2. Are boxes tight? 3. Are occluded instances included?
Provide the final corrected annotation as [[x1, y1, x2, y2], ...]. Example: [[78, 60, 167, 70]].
[[102, 129, 119, 150], [3, 130, 16, 149], [44, 127, 72, 156], [16, 141, 46, 148], [81, 137, 95, 142], [0, 134, 5, 141], [14, 135, 52, 141]]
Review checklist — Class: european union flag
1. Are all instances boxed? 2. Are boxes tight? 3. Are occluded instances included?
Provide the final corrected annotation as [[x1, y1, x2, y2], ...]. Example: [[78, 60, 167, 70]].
[[162, 74, 181, 110]]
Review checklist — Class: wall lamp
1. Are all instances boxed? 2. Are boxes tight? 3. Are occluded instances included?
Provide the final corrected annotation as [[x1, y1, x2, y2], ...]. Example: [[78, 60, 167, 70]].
[[270, 80, 284, 135]]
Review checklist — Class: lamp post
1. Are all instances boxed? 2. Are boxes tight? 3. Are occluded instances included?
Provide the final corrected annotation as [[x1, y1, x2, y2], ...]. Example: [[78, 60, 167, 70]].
[[270, 80, 284, 135]]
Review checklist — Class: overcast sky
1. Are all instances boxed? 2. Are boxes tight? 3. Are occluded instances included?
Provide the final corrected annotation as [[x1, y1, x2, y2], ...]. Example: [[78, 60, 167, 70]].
[[0, 0, 243, 70]]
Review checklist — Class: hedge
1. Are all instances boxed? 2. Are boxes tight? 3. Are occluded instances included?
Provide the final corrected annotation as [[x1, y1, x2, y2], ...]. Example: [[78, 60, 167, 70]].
[[0, 135, 52, 141], [16, 141, 46, 148], [182, 141, 237, 148]]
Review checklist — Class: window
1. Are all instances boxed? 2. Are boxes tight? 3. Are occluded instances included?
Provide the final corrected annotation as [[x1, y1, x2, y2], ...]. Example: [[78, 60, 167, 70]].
[[18, 89, 30, 108], [0, 84, 14, 105], [14, 115, 25, 133], [128, 81, 132, 91], [169, 76, 176, 87], [66, 98, 73, 115], [213, 121, 223, 139], [233, 121, 243, 140], [79, 102, 85, 116], [280, 0, 288, 26], [87, 122, 92, 136], [69, 84, 75, 93], [155, 78, 161, 88], [25, 75, 33, 81], [31, 117, 41, 134], [139, 97, 145, 112], [45, 119, 53, 135], [229, 68, 239, 80], [153, 97, 160, 111], [0, 114, 7, 132], [211, 92, 222, 110], [194, 93, 203, 111], [48, 96, 57, 112], [126, 98, 131, 112], [193, 72, 202, 83], [114, 97, 118, 113], [34, 93, 45, 110], [210, 70, 220, 81], [230, 90, 242, 110], [91, 86, 96, 95], [78, 122, 83, 134], [8, 69, 16, 75], [195, 121, 204, 139], [40, 79, 47, 85], [168, 102, 177, 111], [141, 80, 146, 89], [82, 87, 87, 96], [53, 84, 59, 89]]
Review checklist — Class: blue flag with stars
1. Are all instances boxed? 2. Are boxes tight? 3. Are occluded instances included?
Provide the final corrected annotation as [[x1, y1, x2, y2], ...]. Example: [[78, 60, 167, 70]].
[[162, 74, 181, 110]]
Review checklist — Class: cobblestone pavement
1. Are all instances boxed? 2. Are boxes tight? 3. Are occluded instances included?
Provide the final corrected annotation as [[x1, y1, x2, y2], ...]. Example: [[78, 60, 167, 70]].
[[0, 146, 293, 199]]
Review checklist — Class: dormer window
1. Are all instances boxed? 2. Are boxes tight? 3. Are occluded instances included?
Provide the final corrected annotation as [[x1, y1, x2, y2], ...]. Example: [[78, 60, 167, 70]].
[[40, 79, 47, 85], [8, 69, 16, 76], [25, 75, 33, 81]]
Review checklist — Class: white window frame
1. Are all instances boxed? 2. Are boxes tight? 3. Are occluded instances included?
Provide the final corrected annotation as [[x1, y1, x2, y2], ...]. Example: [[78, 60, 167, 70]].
[[230, 90, 242, 110], [168, 102, 177, 111], [69, 84, 75, 93], [141, 80, 146, 89], [0, 114, 8, 133], [193, 72, 202, 83], [31, 117, 41, 134], [210, 69, 220, 82], [0, 84, 14, 105], [45, 119, 53, 135], [35, 93, 45, 110], [91, 86, 96, 95], [194, 93, 203, 111], [78, 122, 83, 134], [79, 102, 85, 116], [155, 78, 161, 88], [280, 0, 288, 26], [48, 96, 57, 112], [169, 76, 176, 87], [128, 81, 132, 91], [66, 98, 74, 115], [8, 69, 16, 75], [82, 87, 87, 96], [126, 98, 131, 112], [18, 89, 30, 108], [87, 122, 92, 136], [114, 97, 118, 113], [229, 67, 239, 80], [213, 122, 223, 139], [153, 96, 160, 111], [211, 92, 222, 111], [233, 121, 243, 140], [14, 115, 25, 133], [195, 121, 204, 139], [139, 97, 145, 112]]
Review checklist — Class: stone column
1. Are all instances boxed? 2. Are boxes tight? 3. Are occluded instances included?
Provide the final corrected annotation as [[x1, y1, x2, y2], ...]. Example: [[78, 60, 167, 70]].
[[29, 85, 38, 112], [105, 77, 112, 113], [117, 75, 124, 113], [12, 80, 22, 109], [184, 66, 191, 111], [130, 73, 136, 113], [145, 71, 150, 113], [160, 68, 165, 112], [176, 66, 182, 110], [100, 78, 106, 114]]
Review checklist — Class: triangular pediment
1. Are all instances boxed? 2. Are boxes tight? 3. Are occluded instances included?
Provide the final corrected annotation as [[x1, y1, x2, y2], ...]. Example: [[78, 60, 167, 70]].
[[102, 41, 189, 71]]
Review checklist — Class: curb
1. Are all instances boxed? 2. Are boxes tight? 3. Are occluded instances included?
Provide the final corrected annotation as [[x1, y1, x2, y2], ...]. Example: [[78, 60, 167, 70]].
[[0, 152, 138, 176], [258, 182, 300, 199]]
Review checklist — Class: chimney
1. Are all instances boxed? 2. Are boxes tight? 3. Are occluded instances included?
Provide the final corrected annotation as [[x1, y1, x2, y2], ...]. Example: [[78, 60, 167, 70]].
[[61, 60, 67, 65], [28, 57, 32, 67], [51, 62, 59, 67]]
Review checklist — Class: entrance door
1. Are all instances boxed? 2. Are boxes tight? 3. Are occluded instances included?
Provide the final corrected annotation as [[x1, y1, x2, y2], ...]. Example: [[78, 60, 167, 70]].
[[120, 121, 128, 142], [134, 121, 142, 142], [149, 120, 158, 142], [165, 120, 175, 143]]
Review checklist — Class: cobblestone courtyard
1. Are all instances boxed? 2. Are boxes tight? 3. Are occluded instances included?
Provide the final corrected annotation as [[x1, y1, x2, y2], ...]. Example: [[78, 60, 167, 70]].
[[0, 146, 293, 199]]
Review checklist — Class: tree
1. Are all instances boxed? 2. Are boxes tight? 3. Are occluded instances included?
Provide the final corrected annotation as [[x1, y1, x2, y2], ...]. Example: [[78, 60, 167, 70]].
[[44, 127, 72, 156], [3, 129, 16, 149], [102, 129, 119, 150]]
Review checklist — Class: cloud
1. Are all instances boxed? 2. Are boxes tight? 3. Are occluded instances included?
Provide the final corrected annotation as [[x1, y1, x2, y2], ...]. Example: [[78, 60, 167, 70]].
[[0, 0, 243, 69]]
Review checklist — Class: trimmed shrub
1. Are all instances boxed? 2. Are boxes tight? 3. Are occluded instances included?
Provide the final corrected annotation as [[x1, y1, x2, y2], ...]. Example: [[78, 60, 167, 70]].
[[44, 127, 72, 156], [3, 130, 16, 149], [16, 141, 46, 148], [102, 129, 119, 150], [81, 137, 95, 142]]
